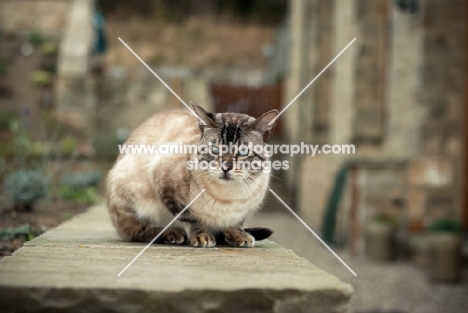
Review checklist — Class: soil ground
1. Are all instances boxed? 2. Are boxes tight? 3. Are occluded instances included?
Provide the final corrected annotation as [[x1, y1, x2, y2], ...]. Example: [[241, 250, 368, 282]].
[[0, 200, 89, 258]]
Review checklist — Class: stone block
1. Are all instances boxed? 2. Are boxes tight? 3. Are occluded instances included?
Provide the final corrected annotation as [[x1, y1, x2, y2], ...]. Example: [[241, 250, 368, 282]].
[[423, 187, 456, 225], [0, 205, 353, 313], [408, 157, 453, 186], [407, 188, 426, 220], [58, 0, 94, 78]]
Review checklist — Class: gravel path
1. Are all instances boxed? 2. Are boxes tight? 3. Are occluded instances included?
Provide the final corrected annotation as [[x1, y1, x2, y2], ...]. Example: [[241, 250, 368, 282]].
[[249, 212, 468, 313]]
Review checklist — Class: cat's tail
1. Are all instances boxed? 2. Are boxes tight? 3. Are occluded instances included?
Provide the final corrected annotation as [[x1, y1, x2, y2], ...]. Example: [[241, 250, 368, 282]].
[[216, 227, 273, 245], [243, 227, 273, 241]]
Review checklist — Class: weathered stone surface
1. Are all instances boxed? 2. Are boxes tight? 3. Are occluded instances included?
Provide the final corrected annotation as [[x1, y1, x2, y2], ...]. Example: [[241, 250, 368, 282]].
[[0, 0, 72, 33], [0, 205, 353, 313], [58, 0, 94, 78]]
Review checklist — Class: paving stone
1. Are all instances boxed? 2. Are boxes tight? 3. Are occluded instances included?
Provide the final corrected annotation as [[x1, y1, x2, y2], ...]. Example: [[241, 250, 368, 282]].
[[0, 205, 353, 313]]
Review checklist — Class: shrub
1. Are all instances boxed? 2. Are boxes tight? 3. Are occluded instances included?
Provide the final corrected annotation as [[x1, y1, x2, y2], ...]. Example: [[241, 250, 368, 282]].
[[428, 218, 462, 234], [0, 224, 45, 241], [61, 171, 102, 188], [31, 71, 53, 87], [370, 213, 396, 226], [42, 41, 58, 57], [59, 186, 99, 205], [0, 56, 10, 76], [28, 31, 44, 46], [0, 110, 17, 130], [5, 170, 48, 210]]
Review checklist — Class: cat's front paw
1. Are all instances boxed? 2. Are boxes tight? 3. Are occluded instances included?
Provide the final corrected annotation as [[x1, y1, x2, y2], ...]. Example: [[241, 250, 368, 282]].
[[189, 232, 216, 248], [224, 227, 255, 248], [162, 228, 186, 245]]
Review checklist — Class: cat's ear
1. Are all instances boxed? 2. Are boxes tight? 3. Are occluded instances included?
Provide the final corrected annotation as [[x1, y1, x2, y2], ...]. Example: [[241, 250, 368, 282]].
[[251, 109, 279, 141], [190, 101, 219, 130]]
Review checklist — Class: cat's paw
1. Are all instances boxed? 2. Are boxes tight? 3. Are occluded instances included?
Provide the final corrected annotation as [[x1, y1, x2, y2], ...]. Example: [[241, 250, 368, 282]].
[[162, 228, 186, 245], [224, 227, 255, 248], [189, 232, 216, 248]]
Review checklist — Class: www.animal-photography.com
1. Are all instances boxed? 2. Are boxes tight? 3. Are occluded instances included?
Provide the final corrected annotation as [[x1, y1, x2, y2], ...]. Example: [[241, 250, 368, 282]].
[[0, 1, 467, 312]]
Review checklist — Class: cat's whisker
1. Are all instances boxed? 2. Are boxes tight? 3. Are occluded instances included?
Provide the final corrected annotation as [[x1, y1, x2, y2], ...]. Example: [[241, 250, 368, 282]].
[[199, 173, 216, 188], [238, 178, 250, 199], [190, 171, 211, 184], [244, 173, 270, 190], [270, 174, 283, 181]]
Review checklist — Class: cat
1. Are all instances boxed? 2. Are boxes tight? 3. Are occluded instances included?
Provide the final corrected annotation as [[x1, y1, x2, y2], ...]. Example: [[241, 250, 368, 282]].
[[106, 102, 278, 248]]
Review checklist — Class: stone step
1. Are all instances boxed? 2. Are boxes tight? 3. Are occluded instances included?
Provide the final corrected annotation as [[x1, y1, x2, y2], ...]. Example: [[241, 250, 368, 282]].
[[0, 205, 353, 313]]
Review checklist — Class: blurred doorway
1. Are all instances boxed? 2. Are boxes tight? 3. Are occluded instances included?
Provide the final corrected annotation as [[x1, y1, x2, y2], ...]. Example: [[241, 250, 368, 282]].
[[210, 83, 284, 138]]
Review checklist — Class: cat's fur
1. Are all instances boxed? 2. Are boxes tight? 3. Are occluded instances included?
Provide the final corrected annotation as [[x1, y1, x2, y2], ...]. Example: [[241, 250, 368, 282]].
[[106, 102, 278, 248]]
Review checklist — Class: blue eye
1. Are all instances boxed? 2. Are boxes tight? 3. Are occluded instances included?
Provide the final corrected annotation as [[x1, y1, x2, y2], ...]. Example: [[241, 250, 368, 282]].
[[238, 148, 249, 156], [211, 145, 219, 154]]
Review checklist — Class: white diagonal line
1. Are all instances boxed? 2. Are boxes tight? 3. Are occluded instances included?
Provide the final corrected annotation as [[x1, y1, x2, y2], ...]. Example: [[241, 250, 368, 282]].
[[118, 37, 207, 125], [117, 189, 206, 277], [269, 38, 356, 125], [268, 188, 357, 276]]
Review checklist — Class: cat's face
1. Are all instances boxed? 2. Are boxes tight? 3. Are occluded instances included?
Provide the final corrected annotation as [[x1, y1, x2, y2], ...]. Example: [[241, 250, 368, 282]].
[[191, 102, 278, 184]]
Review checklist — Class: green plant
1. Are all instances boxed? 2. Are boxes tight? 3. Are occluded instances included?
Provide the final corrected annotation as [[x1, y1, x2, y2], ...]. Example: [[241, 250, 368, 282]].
[[28, 30, 44, 46], [62, 171, 102, 188], [428, 218, 462, 234], [5, 170, 48, 210], [42, 41, 58, 56], [31, 71, 53, 86], [0, 110, 17, 130], [62, 212, 73, 221], [0, 56, 10, 76], [9, 119, 35, 159], [59, 186, 99, 205], [0, 224, 46, 241], [60, 136, 78, 156], [370, 213, 396, 226]]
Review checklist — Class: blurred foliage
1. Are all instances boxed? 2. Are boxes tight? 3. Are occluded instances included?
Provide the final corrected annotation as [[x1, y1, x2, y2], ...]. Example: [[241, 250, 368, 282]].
[[0, 56, 10, 76], [61, 171, 102, 189], [215, 0, 287, 23], [5, 170, 48, 209], [370, 213, 396, 225], [149, 54, 166, 66], [0, 112, 92, 212], [0, 110, 18, 130], [42, 41, 58, 57], [7, 119, 48, 159], [6, 119, 34, 160], [59, 186, 99, 205], [62, 212, 74, 221], [60, 136, 78, 156], [98, 0, 287, 24], [98, 0, 156, 18], [28, 30, 44, 46], [40, 59, 57, 74], [0, 224, 45, 241], [0, 116, 82, 160], [31, 70, 53, 87], [428, 218, 462, 234]]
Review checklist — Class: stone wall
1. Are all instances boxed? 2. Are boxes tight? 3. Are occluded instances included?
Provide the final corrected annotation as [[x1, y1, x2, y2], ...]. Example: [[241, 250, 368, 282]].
[[0, 0, 72, 34], [351, 0, 390, 143], [416, 0, 466, 224], [306, 0, 335, 144], [58, 68, 213, 157], [288, 0, 467, 242]]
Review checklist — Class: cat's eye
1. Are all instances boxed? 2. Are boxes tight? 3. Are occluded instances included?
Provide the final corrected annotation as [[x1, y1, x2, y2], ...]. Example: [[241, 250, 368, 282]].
[[238, 148, 249, 156], [211, 145, 219, 154]]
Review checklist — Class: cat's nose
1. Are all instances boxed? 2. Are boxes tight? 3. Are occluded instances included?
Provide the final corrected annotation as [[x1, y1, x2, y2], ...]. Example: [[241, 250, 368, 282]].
[[222, 161, 233, 173]]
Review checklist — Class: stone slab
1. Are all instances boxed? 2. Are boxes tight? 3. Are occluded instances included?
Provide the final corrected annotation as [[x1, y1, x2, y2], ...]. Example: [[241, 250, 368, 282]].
[[0, 205, 353, 313]]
